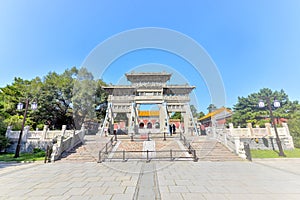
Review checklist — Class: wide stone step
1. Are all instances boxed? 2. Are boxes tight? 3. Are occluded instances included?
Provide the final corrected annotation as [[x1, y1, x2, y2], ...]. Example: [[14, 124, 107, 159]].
[[58, 135, 111, 163], [191, 140, 243, 161]]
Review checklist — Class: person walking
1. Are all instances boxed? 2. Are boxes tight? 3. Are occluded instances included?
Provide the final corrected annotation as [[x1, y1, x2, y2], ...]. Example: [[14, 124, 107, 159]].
[[172, 123, 176, 134], [169, 124, 172, 136]]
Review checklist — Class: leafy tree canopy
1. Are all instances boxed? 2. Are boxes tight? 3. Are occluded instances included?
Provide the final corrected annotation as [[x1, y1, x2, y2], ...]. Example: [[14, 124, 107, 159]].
[[207, 104, 217, 113], [231, 88, 297, 128], [0, 67, 108, 131]]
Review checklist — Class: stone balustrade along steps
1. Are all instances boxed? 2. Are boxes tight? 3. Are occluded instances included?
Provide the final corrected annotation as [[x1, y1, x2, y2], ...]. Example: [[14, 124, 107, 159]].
[[191, 138, 243, 161], [57, 134, 243, 162], [58, 135, 111, 162]]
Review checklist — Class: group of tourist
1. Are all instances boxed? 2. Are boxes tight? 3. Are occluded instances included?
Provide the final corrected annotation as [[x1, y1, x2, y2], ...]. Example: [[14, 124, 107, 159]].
[[169, 124, 176, 135]]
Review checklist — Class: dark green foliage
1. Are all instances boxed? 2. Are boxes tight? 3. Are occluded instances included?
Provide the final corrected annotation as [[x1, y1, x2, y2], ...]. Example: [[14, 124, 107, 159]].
[[287, 108, 300, 148], [198, 111, 205, 119], [0, 135, 11, 152], [170, 112, 182, 120], [190, 105, 198, 118], [207, 104, 217, 112], [231, 88, 291, 127], [231, 88, 300, 147], [0, 117, 6, 135], [0, 67, 108, 132], [33, 148, 45, 157]]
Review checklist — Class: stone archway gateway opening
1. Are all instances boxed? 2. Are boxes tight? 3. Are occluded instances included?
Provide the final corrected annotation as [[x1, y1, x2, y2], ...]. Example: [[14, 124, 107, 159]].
[[100, 72, 199, 136], [139, 122, 144, 129], [147, 122, 152, 129]]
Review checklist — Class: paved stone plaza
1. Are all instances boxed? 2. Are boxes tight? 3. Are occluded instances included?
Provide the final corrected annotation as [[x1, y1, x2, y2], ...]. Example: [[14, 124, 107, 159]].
[[1, 158, 300, 200]]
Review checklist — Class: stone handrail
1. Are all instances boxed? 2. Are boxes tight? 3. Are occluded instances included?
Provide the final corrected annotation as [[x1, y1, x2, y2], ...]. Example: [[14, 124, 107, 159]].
[[6, 125, 74, 141], [51, 125, 86, 162], [212, 127, 246, 159]]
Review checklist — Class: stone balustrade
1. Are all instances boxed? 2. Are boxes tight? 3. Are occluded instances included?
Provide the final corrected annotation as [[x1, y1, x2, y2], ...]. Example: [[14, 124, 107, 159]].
[[5, 124, 86, 155], [51, 125, 85, 162], [208, 122, 295, 159]]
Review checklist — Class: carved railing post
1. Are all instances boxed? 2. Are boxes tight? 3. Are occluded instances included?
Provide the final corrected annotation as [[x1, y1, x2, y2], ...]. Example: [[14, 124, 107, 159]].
[[6, 126, 12, 138], [22, 126, 30, 142], [42, 125, 48, 140]]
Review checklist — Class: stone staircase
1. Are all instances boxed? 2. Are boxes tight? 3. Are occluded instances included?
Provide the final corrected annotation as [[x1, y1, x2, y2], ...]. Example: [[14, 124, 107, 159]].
[[191, 138, 244, 161], [57, 134, 244, 162], [58, 135, 111, 162]]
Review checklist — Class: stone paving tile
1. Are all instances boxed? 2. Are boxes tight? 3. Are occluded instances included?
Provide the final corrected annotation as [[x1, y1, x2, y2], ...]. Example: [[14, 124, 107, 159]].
[[46, 188, 69, 196], [83, 181, 104, 187], [202, 193, 230, 200], [111, 193, 133, 200], [26, 188, 52, 196], [115, 175, 132, 181], [88, 194, 112, 200], [124, 186, 136, 194], [49, 181, 72, 189], [46, 195, 71, 200], [104, 186, 126, 194], [174, 179, 193, 186], [158, 179, 176, 186], [187, 185, 209, 193], [25, 196, 50, 200], [205, 186, 230, 193], [68, 181, 89, 188], [168, 185, 189, 193], [182, 193, 206, 200], [159, 186, 169, 193], [64, 187, 89, 196], [160, 193, 184, 200], [121, 180, 138, 186], [83, 187, 108, 195], [102, 181, 121, 187], [224, 193, 269, 200], [68, 196, 91, 200]]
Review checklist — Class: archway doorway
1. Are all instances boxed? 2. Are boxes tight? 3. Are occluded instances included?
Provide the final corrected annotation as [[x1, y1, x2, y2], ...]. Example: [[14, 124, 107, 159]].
[[147, 122, 152, 129], [139, 122, 145, 129], [155, 122, 160, 128]]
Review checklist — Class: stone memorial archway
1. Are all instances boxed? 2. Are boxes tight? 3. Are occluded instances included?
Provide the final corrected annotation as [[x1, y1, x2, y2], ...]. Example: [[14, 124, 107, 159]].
[[100, 72, 199, 135]]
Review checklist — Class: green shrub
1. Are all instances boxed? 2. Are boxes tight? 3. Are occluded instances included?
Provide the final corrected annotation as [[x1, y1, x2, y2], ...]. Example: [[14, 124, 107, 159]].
[[293, 137, 300, 148], [33, 148, 45, 157], [0, 135, 11, 152], [37, 124, 45, 130]]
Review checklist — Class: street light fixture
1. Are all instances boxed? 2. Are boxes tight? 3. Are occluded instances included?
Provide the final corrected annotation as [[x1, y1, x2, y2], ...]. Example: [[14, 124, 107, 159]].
[[14, 99, 38, 158], [258, 97, 286, 157]]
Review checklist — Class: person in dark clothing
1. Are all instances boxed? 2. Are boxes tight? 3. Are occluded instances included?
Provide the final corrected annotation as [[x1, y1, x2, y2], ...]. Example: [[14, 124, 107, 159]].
[[172, 124, 176, 134], [169, 124, 172, 136]]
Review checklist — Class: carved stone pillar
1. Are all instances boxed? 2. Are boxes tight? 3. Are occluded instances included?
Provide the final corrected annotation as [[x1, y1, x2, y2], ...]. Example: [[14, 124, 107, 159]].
[[42, 125, 49, 140], [265, 123, 272, 136], [247, 123, 253, 137]]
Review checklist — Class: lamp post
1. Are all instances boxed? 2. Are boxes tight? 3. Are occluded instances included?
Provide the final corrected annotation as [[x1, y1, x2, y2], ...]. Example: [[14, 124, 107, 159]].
[[14, 99, 38, 158], [258, 97, 286, 157]]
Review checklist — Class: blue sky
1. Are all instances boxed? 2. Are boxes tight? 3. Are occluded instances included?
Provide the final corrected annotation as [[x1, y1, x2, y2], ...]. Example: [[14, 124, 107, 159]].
[[1, 0, 300, 113]]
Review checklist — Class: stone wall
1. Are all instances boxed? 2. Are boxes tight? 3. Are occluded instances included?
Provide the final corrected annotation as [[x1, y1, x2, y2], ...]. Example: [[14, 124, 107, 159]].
[[5, 125, 85, 153], [240, 137, 294, 150]]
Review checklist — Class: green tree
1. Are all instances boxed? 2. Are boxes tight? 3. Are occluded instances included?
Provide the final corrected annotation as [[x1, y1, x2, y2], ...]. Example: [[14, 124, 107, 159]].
[[95, 79, 108, 120], [287, 101, 300, 148], [170, 112, 182, 121], [207, 104, 217, 113], [198, 111, 205, 119], [72, 68, 97, 129], [0, 77, 41, 129], [0, 67, 109, 131], [232, 88, 290, 127], [190, 105, 198, 118], [37, 68, 78, 129]]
